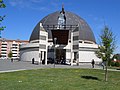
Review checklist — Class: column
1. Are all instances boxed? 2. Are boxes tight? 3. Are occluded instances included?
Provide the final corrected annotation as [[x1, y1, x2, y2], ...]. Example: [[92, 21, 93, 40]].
[[45, 51, 47, 65], [71, 30, 73, 66]]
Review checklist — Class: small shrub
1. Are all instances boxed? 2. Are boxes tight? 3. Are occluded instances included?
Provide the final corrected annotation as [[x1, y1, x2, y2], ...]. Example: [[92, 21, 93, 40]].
[[111, 61, 115, 66], [115, 62, 120, 67]]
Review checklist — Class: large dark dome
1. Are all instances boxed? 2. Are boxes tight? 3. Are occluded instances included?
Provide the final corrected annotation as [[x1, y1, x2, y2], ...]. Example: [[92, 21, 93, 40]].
[[30, 11, 96, 43]]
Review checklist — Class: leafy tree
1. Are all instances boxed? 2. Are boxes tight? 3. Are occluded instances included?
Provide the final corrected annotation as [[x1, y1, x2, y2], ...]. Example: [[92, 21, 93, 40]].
[[0, 0, 6, 8], [8, 51, 13, 59], [96, 26, 116, 81], [0, 0, 6, 38]]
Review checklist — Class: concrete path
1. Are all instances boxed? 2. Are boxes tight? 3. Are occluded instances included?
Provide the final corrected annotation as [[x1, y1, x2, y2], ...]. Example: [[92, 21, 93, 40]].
[[0, 59, 120, 73]]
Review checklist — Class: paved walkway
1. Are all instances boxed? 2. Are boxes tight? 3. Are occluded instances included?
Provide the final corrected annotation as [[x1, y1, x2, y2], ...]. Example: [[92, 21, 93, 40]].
[[0, 59, 120, 73]]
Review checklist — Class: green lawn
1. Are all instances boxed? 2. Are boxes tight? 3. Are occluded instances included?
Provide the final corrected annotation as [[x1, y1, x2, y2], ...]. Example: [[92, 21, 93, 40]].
[[0, 68, 120, 90], [108, 66, 120, 70]]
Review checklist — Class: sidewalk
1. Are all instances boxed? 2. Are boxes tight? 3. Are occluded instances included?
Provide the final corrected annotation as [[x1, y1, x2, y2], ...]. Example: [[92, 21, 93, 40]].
[[0, 59, 119, 73]]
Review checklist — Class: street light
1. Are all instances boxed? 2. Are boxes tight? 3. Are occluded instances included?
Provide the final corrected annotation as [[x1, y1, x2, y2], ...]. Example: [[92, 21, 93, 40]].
[[54, 38, 57, 68]]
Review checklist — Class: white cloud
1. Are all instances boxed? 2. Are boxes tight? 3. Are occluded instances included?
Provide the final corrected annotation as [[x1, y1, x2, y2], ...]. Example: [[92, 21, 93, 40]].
[[9, 0, 55, 11], [9, 0, 24, 7], [9, 1, 17, 6], [9, 0, 68, 14], [30, 6, 50, 11], [88, 15, 104, 30], [9, 0, 31, 9]]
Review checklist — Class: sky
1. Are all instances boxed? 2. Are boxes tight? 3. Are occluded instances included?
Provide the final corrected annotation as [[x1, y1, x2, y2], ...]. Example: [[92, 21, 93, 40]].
[[1, 0, 120, 53]]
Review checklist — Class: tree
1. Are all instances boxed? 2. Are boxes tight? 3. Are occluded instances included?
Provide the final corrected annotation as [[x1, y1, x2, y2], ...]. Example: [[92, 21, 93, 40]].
[[0, 0, 6, 38], [96, 26, 116, 81], [0, 0, 5, 8], [8, 51, 13, 59]]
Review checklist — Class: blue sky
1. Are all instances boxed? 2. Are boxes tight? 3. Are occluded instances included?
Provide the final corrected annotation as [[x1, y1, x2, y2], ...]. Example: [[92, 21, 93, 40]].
[[1, 0, 120, 53]]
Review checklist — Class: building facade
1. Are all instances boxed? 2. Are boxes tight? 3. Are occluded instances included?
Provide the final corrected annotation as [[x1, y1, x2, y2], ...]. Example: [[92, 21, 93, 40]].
[[0, 38, 28, 59], [20, 7, 102, 65]]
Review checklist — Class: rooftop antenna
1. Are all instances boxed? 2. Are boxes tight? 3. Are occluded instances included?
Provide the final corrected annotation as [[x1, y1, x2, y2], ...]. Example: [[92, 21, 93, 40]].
[[62, 3, 64, 9], [61, 3, 65, 14]]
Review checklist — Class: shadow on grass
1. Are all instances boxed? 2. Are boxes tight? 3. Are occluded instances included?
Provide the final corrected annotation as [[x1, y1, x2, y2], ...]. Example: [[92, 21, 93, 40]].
[[81, 76, 100, 81]]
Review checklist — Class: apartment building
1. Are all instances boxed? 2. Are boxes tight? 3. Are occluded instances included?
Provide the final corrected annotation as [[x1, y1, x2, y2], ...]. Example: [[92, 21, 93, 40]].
[[0, 38, 28, 59]]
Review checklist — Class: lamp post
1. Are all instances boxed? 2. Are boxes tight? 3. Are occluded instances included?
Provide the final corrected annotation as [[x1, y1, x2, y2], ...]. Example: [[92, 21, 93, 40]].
[[54, 38, 57, 68]]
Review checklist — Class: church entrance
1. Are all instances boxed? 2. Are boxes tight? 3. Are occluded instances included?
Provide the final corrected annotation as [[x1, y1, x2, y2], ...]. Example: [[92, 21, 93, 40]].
[[56, 49, 66, 64]]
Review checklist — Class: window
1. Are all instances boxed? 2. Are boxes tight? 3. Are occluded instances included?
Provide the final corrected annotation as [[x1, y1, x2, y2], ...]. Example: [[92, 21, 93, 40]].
[[73, 36, 79, 40], [1, 49, 7, 51], [2, 44, 7, 45], [12, 44, 18, 46], [1, 52, 6, 54]]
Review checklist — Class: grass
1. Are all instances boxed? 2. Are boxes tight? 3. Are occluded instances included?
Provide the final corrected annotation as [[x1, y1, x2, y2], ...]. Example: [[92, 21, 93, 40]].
[[0, 68, 120, 90], [108, 66, 120, 70]]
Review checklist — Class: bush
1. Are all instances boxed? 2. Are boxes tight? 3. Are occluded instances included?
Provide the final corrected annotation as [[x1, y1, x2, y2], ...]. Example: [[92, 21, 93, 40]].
[[111, 61, 120, 67], [111, 61, 115, 66], [115, 62, 120, 67]]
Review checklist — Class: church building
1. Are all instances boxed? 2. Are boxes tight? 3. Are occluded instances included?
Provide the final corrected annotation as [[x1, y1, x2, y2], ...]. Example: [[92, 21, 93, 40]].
[[20, 6, 101, 65]]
